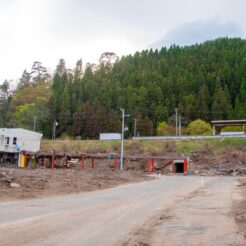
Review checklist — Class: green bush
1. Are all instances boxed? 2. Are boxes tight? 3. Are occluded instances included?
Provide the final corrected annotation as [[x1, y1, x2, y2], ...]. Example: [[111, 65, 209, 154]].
[[187, 119, 212, 135], [221, 126, 244, 132], [156, 122, 168, 136]]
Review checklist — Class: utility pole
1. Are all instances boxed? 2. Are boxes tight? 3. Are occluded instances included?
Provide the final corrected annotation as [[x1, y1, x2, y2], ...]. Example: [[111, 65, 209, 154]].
[[120, 108, 125, 171], [175, 108, 178, 136], [52, 120, 58, 140], [134, 118, 137, 137], [120, 109, 129, 171], [33, 116, 37, 132], [179, 115, 181, 136]]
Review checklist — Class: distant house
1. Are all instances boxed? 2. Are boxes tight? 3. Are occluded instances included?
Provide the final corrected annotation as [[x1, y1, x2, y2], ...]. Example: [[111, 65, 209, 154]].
[[0, 128, 43, 166]]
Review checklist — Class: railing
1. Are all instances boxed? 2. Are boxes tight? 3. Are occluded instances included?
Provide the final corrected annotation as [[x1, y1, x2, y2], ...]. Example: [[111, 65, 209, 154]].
[[132, 134, 246, 140]]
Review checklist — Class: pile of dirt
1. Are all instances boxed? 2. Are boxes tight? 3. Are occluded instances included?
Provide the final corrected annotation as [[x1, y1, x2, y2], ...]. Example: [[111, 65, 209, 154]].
[[0, 161, 151, 202]]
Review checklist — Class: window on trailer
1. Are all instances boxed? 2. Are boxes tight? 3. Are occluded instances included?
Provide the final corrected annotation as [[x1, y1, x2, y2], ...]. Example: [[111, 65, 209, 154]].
[[5, 137, 9, 145], [13, 137, 17, 145]]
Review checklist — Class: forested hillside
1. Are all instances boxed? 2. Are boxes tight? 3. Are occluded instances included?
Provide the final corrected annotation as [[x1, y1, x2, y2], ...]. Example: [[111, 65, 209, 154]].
[[0, 38, 246, 138]]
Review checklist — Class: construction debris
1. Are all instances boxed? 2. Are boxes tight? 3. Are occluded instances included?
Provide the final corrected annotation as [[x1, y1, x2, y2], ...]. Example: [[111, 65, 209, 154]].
[[0, 162, 152, 201], [10, 182, 20, 188]]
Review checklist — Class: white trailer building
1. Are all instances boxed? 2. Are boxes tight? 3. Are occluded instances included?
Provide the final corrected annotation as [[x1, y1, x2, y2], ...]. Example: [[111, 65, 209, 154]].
[[0, 128, 43, 165], [100, 133, 121, 140]]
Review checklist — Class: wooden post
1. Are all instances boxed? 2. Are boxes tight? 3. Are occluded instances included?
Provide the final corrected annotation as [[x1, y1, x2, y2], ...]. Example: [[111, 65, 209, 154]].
[[81, 155, 85, 169], [151, 159, 155, 173], [25, 154, 28, 168], [51, 156, 55, 169], [172, 161, 175, 174], [147, 159, 151, 172], [91, 159, 95, 169], [114, 154, 118, 170], [184, 159, 188, 173]]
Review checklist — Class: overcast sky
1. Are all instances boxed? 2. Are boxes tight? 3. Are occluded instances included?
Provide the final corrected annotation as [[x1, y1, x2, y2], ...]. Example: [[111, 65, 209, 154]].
[[0, 0, 245, 83]]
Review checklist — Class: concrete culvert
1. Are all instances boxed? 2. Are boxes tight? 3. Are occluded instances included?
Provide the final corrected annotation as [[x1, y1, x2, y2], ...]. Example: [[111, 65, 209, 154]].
[[174, 162, 184, 173]]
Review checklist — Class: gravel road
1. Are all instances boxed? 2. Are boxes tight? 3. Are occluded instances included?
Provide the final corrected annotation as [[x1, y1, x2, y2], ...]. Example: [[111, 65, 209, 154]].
[[0, 176, 245, 246]]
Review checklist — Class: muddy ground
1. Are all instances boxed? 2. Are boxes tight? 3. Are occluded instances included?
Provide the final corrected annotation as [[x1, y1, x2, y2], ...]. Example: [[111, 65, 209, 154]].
[[233, 179, 246, 239], [0, 159, 151, 202]]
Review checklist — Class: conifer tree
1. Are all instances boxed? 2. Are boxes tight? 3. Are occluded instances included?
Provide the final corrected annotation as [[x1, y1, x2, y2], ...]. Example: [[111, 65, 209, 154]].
[[59, 83, 72, 134], [235, 58, 246, 119], [196, 84, 209, 121]]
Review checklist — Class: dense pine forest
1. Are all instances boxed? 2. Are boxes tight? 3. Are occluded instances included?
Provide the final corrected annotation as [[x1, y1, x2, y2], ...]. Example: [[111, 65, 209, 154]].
[[0, 38, 246, 138]]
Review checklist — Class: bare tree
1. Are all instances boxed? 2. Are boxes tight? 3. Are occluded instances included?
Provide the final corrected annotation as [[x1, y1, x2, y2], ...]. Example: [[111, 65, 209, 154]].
[[99, 52, 119, 65]]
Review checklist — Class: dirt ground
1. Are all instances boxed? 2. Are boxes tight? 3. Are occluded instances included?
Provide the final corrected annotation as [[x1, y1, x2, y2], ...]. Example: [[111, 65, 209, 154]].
[[0, 160, 151, 202], [232, 179, 246, 239], [1, 144, 246, 202], [120, 177, 246, 246]]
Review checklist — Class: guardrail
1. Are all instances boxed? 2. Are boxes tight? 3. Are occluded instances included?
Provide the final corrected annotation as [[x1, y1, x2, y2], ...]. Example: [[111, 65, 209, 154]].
[[132, 134, 246, 140]]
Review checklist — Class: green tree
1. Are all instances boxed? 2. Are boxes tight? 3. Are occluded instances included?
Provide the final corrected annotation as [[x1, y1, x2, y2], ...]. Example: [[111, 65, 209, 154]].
[[179, 94, 196, 122], [6, 38, 246, 138], [196, 84, 209, 121], [0, 80, 11, 127], [211, 79, 233, 120], [58, 83, 72, 135], [235, 58, 246, 119], [137, 117, 153, 136]]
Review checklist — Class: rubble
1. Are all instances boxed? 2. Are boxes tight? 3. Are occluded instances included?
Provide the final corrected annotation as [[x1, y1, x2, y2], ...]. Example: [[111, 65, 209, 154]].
[[10, 183, 20, 188]]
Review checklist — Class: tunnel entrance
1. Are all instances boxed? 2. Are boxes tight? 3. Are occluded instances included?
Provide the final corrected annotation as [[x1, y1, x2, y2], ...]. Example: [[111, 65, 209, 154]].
[[174, 162, 184, 173]]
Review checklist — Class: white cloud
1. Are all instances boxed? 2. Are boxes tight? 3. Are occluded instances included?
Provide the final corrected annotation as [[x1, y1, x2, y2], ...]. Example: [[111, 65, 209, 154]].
[[150, 18, 242, 48], [0, 0, 245, 83]]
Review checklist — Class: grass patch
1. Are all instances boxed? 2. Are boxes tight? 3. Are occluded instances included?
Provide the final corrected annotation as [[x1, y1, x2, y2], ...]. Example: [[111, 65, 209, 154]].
[[41, 139, 121, 153], [175, 140, 206, 154], [41, 137, 246, 155]]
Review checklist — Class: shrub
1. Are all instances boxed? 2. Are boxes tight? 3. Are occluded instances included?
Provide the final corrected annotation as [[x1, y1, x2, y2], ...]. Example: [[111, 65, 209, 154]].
[[187, 119, 212, 135], [222, 126, 244, 132], [157, 122, 168, 136]]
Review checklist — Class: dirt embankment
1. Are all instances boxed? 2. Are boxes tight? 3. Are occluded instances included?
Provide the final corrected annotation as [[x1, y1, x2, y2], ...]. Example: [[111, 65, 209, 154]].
[[232, 179, 246, 239], [41, 139, 246, 175], [0, 160, 151, 202], [1, 140, 246, 201], [190, 146, 246, 175]]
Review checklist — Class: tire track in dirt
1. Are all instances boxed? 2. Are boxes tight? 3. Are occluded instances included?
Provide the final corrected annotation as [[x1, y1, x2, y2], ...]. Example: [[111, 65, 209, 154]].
[[119, 184, 211, 246], [119, 177, 245, 246]]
